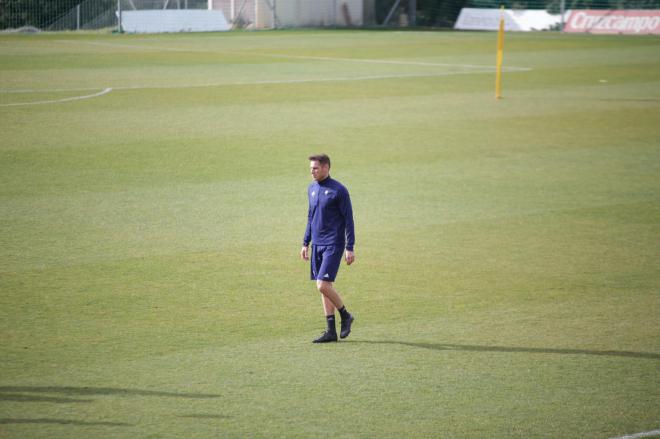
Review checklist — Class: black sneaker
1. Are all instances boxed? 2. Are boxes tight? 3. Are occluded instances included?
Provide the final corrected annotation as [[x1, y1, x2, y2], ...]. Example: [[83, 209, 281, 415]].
[[313, 331, 338, 343], [340, 314, 354, 339]]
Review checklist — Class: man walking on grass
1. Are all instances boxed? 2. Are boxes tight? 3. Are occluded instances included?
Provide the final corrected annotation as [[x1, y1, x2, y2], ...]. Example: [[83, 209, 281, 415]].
[[300, 154, 355, 343]]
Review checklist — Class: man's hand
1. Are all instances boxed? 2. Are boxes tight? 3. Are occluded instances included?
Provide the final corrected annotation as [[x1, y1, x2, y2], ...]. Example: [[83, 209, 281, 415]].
[[345, 250, 355, 265], [300, 246, 309, 261]]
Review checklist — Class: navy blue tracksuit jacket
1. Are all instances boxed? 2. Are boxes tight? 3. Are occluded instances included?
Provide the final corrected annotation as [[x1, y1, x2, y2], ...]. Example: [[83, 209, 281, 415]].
[[303, 176, 355, 251]]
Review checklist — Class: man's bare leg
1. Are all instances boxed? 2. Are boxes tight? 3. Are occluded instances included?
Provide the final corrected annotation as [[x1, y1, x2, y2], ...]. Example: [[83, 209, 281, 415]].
[[317, 280, 344, 310], [314, 281, 339, 341], [321, 294, 336, 316], [316, 280, 354, 340]]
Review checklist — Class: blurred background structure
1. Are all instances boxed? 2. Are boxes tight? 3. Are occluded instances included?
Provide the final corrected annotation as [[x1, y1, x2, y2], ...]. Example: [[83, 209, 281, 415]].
[[1, 0, 659, 32]]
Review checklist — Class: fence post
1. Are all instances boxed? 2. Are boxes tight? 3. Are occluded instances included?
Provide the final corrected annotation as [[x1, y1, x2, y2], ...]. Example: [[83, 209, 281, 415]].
[[272, 0, 276, 29], [409, 0, 416, 26], [333, 0, 337, 26], [76, 4, 81, 30], [383, 0, 402, 26], [117, 0, 122, 32]]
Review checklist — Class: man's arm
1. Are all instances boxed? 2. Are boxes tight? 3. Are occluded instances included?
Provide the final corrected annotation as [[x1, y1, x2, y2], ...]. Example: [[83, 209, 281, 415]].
[[303, 203, 312, 248], [301, 197, 312, 261], [345, 249, 355, 265], [339, 187, 355, 264], [340, 188, 355, 251]]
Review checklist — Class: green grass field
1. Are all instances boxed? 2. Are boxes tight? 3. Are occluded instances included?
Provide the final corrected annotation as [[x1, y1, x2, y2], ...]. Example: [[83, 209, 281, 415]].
[[1, 29, 659, 438]]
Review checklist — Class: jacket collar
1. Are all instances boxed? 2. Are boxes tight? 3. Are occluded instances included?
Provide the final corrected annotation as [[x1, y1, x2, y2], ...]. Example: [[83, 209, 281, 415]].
[[317, 175, 332, 186]]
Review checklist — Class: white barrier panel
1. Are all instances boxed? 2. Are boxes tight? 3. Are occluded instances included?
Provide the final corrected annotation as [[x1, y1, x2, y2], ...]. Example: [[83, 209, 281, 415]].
[[564, 10, 660, 34], [210, 0, 363, 29], [120, 10, 230, 33], [454, 8, 561, 31], [274, 0, 363, 27]]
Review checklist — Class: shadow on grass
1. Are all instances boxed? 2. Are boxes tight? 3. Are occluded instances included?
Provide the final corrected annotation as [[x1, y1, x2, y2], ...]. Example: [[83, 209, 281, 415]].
[[0, 387, 223, 428], [0, 393, 93, 403], [0, 386, 221, 401], [0, 418, 133, 426], [348, 341, 660, 360], [0, 386, 221, 407]]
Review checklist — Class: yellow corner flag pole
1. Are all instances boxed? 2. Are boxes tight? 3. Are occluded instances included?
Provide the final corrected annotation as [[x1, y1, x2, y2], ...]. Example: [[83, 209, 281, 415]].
[[495, 5, 505, 100]]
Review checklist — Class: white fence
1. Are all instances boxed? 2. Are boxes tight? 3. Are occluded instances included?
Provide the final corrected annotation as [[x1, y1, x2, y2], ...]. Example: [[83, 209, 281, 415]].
[[120, 10, 230, 32], [2, 0, 367, 32], [117, 0, 364, 32], [208, 0, 364, 28]]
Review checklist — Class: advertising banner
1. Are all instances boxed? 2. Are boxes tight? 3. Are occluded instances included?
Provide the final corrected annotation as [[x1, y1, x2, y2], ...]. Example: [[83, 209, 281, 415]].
[[564, 10, 660, 34], [454, 8, 562, 32]]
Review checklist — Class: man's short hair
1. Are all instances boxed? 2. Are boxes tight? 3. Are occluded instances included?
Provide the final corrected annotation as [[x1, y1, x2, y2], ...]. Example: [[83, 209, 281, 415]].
[[309, 154, 331, 168]]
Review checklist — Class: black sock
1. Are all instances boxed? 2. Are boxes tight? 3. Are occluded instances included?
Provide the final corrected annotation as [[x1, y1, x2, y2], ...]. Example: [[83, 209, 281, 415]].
[[338, 306, 350, 320], [326, 315, 336, 333]]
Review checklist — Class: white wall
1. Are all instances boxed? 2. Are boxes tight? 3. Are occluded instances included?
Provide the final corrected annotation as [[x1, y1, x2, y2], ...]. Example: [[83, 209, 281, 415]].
[[121, 10, 230, 32], [211, 0, 363, 28]]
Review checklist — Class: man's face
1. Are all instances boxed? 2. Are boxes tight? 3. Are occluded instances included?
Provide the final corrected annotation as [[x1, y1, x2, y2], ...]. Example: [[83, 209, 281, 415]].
[[310, 160, 330, 181]]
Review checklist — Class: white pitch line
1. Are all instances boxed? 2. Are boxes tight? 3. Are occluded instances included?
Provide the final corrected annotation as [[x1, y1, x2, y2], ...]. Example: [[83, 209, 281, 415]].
[[0, 87, 112, 107], [1, 87, 104, 94], [0, 68, 516, 95], [265, 53, 532, 71], [53, 39, 532, 72], [54, 39, 198, 53], [610, 430, 660, 439], [2, 38, 532, 97]]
